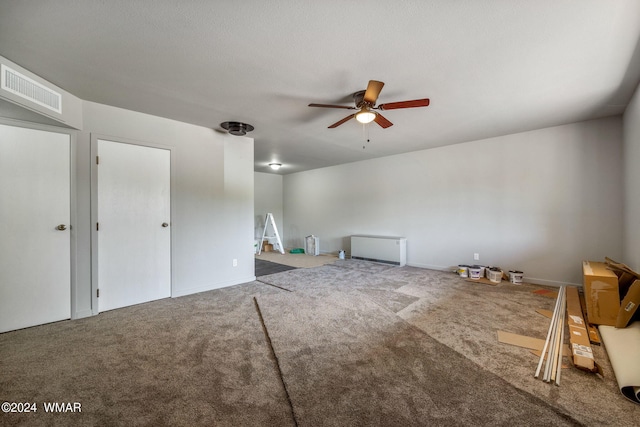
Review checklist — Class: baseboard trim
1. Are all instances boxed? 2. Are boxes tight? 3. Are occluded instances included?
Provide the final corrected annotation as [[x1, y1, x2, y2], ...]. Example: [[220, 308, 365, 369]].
[[405, 263, 581, 288], [72, 309, 93, 319], [523, 277, 581, 288], [406, 262, 454, 272], [172, 276, 257, 298]]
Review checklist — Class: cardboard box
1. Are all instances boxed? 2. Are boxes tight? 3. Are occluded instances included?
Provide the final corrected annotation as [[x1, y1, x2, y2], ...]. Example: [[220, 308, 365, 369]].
[[583, 261, 620, 326], [566, 286, 597, 372], [605, 257, 640, 297], [616, 279, 640, 328]]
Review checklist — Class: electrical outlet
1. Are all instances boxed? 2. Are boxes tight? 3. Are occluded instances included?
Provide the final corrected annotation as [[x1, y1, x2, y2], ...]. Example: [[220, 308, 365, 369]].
[[473, 253, 479, 261], [232, 259, 238, 267]]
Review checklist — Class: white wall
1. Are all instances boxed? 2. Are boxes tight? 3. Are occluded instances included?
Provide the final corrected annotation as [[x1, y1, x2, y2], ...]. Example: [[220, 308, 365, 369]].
[[623, 82, 640, 272], [254, 172, 284, 247], [1, 99, 255, 319], [74, 102, 254, 314], [284, 117, 623, 286]]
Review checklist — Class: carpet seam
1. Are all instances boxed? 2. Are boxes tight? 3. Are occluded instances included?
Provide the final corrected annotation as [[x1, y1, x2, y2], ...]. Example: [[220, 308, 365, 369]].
[[253, 296, 299, 427], [256, 279, 293, 292]]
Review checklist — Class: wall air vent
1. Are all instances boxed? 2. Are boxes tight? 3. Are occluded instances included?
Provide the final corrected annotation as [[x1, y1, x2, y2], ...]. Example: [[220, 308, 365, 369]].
[[1, 64, 62, 114]]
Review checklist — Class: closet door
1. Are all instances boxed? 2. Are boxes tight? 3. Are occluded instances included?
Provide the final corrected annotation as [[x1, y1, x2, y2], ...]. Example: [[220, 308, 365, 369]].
[[97, 139, 171, 311], [0, 124, 70, 333]]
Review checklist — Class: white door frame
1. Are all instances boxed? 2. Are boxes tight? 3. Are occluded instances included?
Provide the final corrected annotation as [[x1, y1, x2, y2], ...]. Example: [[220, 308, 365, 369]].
[[0, 117, 78, 320], [90, 134, 174, 314]]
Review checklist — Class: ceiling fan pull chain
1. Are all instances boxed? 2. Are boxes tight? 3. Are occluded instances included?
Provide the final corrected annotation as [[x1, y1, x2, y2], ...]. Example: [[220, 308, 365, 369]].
[[362, 124, 370, 149], [362, 123, 366, 149]]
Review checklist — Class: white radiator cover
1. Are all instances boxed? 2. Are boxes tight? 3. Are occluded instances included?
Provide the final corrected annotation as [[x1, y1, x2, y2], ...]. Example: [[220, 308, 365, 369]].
[[350, 235, 407, 266]]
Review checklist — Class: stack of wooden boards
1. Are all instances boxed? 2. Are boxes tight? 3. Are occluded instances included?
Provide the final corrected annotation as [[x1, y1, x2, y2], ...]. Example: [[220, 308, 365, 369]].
[[497, 259, 640, 403], [534, 286, 568, 385], [496, 286, 596, 378]]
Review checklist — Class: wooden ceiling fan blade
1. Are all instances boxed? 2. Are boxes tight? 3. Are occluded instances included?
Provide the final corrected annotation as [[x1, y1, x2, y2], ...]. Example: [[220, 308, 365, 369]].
[[374, 113, 393, 128], [328, 114, 355, 128], [363, 80, 384, 104], [308, 103, 356, 109], [378, 98, 430, 110]]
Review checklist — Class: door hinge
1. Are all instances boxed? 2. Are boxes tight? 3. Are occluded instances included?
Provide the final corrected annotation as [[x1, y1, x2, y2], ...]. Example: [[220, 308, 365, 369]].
[[97, 289, 100, 298], [96, 222, 99, 231], [96, 155, 99, 165]]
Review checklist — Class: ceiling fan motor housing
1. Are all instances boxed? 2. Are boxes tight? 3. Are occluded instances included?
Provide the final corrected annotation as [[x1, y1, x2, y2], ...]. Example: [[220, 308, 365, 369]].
[[220, 121, 255, 136], [353, 90, 371, 109]]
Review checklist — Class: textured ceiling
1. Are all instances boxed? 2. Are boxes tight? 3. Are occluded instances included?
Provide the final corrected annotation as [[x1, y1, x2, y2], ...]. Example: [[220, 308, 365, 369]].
[[1, 0, 639, 174]]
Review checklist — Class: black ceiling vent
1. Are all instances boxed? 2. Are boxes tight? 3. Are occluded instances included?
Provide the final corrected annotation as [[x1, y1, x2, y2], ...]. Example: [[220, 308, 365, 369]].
[[220, 121, 254, 136]]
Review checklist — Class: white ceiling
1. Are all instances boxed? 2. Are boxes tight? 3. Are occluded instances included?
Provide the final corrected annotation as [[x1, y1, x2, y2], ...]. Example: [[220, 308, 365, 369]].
[[1, 1, 639, 174]]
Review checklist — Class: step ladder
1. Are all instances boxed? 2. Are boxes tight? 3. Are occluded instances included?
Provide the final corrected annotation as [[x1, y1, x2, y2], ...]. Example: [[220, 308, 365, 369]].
[[258, 213, 285, 255]]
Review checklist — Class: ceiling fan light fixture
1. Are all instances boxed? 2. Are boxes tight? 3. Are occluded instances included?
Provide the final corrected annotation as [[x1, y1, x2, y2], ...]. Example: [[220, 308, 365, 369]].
[[355, 109, 376, 124], [269, 163, 282, 170]]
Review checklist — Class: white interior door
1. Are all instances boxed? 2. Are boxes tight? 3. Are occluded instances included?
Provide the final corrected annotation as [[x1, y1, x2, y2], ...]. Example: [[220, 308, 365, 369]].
[[0, 124, 71, 333], [97, 139, 171, 311]]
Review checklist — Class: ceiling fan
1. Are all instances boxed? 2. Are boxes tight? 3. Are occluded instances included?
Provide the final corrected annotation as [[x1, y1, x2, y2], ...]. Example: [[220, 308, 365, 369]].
[[308, 80, 430, 129]]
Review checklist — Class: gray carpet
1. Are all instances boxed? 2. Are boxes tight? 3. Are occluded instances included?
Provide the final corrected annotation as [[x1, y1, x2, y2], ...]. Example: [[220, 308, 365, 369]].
[[0, 283, 293, 427], [1, 261, 639, 426], [256, 291, 580, 426]]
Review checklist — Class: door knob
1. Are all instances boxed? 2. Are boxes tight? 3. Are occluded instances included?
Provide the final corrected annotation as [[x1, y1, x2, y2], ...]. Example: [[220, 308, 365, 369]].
[[162, 222, 169, 227], [56, 224, 67, 231]]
